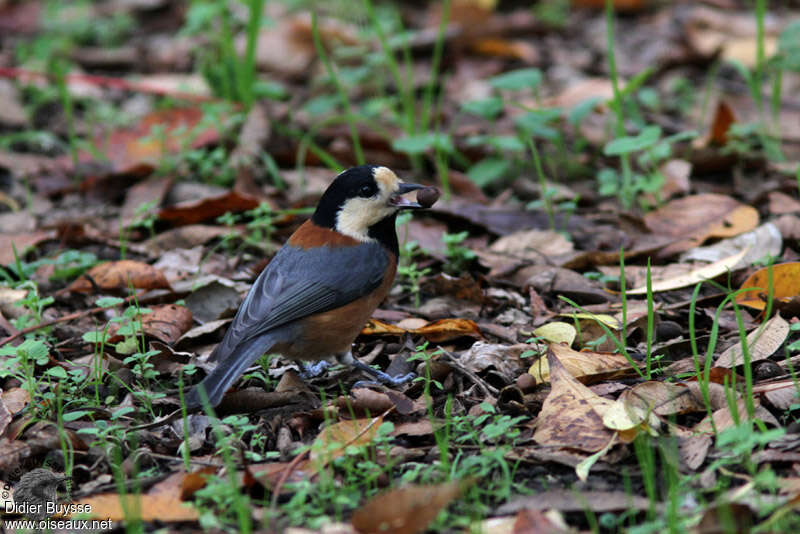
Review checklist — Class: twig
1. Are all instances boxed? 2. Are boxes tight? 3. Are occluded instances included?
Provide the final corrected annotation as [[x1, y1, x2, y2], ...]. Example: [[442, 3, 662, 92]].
[[0, 67, 216, 103], [0, 294, 143, 347], [437, 346, 499, 397]]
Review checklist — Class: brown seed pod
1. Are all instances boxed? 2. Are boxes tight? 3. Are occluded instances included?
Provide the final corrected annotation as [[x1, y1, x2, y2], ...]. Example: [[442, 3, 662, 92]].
[[417, 186, 440, 208]]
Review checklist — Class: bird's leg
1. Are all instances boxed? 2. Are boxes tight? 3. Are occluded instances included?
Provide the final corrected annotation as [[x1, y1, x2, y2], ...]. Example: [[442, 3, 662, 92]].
[[337, 351, 416, 388], [299, 360, 331, 379]]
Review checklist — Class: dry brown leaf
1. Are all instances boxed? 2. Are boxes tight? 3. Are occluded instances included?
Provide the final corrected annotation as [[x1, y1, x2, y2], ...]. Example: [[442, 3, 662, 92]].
[[1, 387, 30, 415], [694, 397, 778, 434], [74, 493, 198, 521], [602, 381, 702, 433], [139, 304, 194, 345], [709, 100, 736, 146], [532, 346, 615, 452], [677, 432, 712, 471], [767, 191, 800, 215], [142, 225, 229, 255], [79, 107, 219, 175], [753, 379, 799, 410], [716, 313, 789, 368], [736, 263, 800, 310], [158, 191, 261, 226], [0, 231, 54, 265], [696, 503, 754, 534], [361, 318, 481, 342], [67, 260, 170, 293], [470, 38, 539, 63], [529, 342, 634, 385], [120, 177, 172, 228], [627, 248, 748, 295], [512, 508, 568, 534], [181, 467, 218, 499], [459, 342, 530, 381], [351, 480, 471, 534], [0, 394, 10, 438], [310, 416, 383, 466], [497, 489, 654, 515], [680, 222, 781, 268], [643, 194, 758, 257], [540, 78, 614, 110]]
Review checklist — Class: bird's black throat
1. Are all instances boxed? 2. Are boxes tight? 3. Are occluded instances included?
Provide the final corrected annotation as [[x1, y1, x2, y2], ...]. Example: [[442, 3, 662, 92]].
[[367, 213, 400, 257]]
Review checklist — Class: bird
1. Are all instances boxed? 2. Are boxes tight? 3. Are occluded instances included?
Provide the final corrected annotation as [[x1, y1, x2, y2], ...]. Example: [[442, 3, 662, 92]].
[[185, 165, 431, 410], [13, 468, 68, 520]]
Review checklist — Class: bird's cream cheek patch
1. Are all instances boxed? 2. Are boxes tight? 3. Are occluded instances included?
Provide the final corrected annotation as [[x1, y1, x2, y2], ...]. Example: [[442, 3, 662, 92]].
[[336, 198, 393, 242], [373, 166, 399, 196]]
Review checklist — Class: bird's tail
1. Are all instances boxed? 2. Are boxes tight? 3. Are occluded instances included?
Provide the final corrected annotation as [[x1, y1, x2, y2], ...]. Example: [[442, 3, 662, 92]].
[[184, 337, 272, 411]]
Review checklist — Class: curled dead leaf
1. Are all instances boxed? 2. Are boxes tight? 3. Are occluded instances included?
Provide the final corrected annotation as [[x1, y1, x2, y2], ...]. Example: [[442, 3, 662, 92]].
[[310, 416, 384, 467], [67, 260, 170, 293], [361, 318, 481, 343], [736, 263, 800, 310], [352, 480, 472, 534], [529, 342, 634, 385], [73, 493, 198, 521], [532, 346, 616, 452]]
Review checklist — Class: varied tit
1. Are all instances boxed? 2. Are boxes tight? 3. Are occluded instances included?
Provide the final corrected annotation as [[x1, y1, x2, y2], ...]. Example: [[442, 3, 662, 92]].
[[185, 165, 435, 409]]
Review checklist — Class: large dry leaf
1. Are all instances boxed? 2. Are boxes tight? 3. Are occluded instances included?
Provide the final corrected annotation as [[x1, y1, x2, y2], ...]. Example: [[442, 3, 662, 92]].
[[628, 248, 747, 295], [352, 480, 470, 534], [532, 346, 616, 452], [0, 287, 28, 320], [74, 493, 198, 521], [753, 379, 800, 410], [1, 387, 30, 415], [532, 322, 576, 346], [529, 342, 634, 385], [139, 304, 194, 345], [736, 262, 800, 310], [603, 381, 702, 432], [120, 176, 172, 228], [0, 231, 54, 265], [478, 229, 574, 276], [694, 397, 778, 434], [67, 260, 170, 293], [680, 222, 781, 268], [158, 191, 261, 226], [361, 318, 481, 343], [497, 489, 655, 515], [643, 194, 758, 257], [716, 313, 789, 368], [310, 416, 383, 466], [459, 342, 529, 381], [80, 107, 219, 175]]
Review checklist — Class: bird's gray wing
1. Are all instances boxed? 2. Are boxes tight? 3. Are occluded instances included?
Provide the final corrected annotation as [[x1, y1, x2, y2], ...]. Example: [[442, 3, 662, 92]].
[[210, 241, 389, 361]]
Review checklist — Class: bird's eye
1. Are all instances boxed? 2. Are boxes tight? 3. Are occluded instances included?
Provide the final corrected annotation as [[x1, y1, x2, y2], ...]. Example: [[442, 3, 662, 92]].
[[358, 184, 375, 197]]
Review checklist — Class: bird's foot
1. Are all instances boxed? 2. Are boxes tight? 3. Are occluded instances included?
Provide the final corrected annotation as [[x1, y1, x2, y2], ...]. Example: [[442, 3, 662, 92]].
[[300, 360, 331, 379], [350, 359, 416, 388]]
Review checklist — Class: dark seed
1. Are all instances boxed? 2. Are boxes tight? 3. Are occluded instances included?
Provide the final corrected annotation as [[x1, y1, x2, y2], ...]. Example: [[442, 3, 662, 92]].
[[417, 186, 440, 208]]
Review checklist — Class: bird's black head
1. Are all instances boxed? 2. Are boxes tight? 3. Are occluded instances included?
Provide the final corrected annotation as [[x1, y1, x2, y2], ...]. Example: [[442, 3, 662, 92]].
[[312, 165, 424, 251]]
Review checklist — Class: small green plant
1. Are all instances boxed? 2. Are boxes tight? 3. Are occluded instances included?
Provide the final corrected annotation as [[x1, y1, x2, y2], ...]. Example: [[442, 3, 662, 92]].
[[0, 336, 51, 407], [395, 212, 430, 307], [122, 200, 160, 252], [183, 0, 270, 110], [441, 231, 476, 274], [397, 241, 430, 308], [599, 125, 697, 210]]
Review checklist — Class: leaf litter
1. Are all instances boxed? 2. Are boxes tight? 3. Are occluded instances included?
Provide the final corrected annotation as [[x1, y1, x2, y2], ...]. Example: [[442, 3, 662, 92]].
[[1, 0, 800, 532]]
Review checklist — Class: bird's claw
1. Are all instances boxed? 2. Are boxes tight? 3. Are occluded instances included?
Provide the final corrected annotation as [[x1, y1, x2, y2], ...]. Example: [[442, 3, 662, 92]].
[[352, 372, 416, 389], [300, 360, 331, 379], [350, 358, 416, 388]]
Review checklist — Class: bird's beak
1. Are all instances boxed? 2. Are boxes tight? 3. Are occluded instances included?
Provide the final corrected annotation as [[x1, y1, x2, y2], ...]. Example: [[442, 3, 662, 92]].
[[389, 182, 424, 209]]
